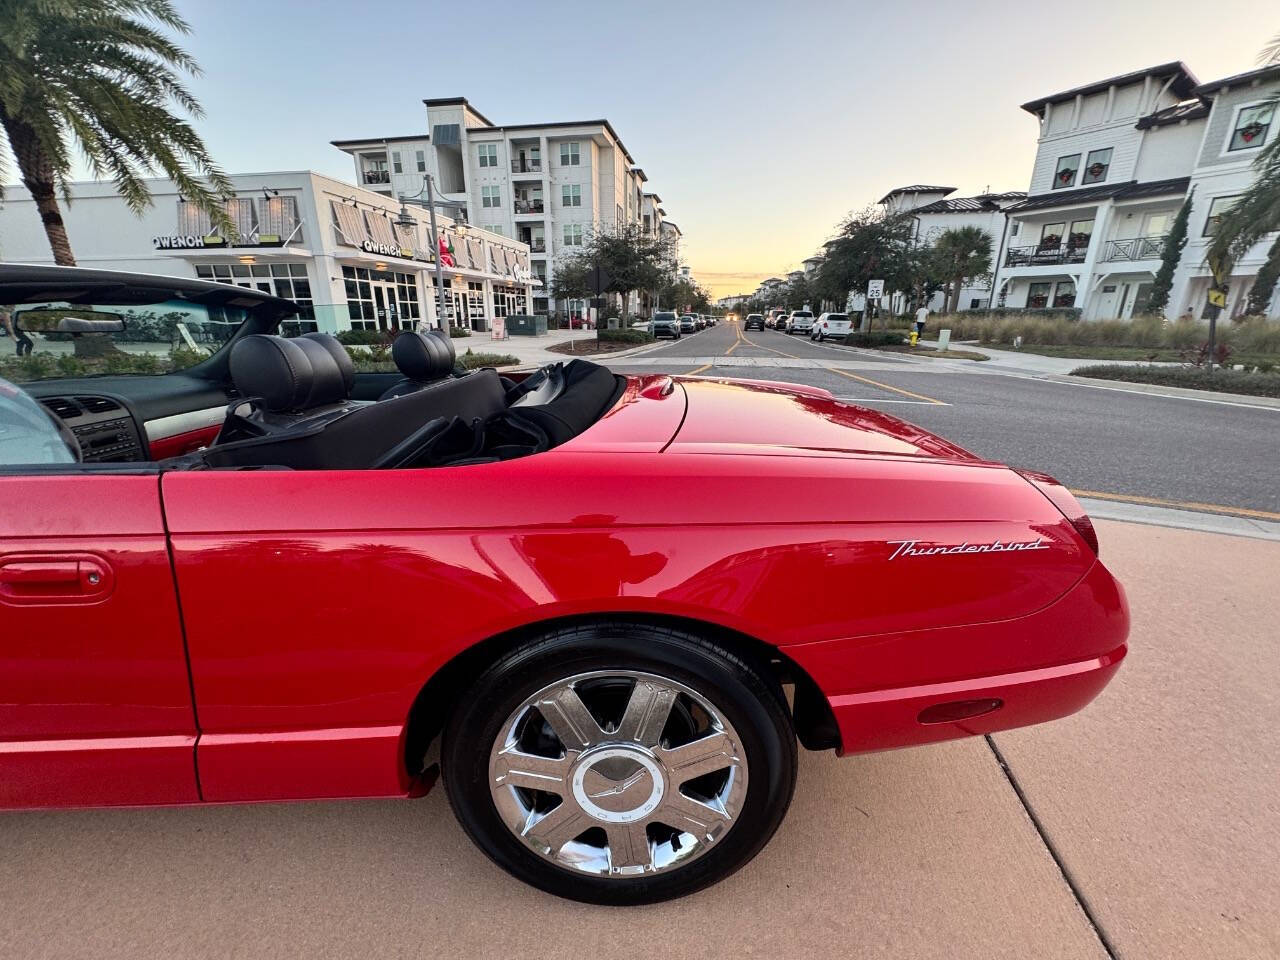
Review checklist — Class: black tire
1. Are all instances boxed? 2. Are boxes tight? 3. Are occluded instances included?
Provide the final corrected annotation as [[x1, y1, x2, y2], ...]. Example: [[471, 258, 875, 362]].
[[442, 622, 797, 905]]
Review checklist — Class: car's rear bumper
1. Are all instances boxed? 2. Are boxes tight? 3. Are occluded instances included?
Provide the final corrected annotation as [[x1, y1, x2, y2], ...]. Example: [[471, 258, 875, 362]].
[[782, 559, 1129, 755], [824, 643, 1126, 754]]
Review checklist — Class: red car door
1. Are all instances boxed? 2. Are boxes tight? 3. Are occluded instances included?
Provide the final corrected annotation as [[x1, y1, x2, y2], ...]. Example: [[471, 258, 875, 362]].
[[0, 473, 199, 808]]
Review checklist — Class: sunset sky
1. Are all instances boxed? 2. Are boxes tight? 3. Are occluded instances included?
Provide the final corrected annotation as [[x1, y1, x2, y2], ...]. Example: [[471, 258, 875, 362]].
[[29, 1, 1278, 298]]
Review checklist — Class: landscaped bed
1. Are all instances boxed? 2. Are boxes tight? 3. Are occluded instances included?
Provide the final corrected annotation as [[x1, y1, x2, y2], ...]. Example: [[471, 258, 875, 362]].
[[1070, 364, 1280, 398]]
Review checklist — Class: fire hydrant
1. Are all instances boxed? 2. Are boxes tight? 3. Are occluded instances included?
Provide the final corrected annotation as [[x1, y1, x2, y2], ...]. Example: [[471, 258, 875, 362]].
[[909, 329, 919, 347]]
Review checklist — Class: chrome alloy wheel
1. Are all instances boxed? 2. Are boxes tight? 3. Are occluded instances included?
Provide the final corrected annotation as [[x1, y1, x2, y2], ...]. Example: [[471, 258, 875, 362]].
[[487, 670, 748, 878]]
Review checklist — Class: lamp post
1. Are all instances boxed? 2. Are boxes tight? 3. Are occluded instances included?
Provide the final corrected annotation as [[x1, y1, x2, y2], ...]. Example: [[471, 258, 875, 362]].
[[397, 175, 469, 342]]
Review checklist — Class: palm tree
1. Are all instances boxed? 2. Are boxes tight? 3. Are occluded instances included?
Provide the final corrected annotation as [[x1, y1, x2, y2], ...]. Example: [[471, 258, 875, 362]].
[[932, 226, 993, 314], [0, 0, 233, 265], [1205, 32, 1280, 299]]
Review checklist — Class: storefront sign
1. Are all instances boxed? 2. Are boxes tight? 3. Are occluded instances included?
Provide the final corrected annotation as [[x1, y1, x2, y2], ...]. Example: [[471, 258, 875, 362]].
[[153, 235, 226, 249], [360, 239, 415, 259]]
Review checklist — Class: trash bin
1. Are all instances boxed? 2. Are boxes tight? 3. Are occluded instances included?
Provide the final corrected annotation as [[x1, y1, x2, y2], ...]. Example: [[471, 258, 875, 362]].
[[506, 314, 547, 336]]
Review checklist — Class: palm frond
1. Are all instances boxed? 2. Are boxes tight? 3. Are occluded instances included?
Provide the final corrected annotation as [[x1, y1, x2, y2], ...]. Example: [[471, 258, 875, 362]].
[[1260, 30, 1280, 65]]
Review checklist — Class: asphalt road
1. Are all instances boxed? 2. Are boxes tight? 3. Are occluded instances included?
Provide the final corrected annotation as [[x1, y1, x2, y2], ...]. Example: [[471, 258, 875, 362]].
[[605, 321, 1280, 515]]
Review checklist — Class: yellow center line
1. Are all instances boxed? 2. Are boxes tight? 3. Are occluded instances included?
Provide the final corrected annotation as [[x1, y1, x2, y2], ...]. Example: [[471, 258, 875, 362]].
[[687, 362, 712, 375], [1069, 488, 1280, 522], [738, 330, 946, 405]]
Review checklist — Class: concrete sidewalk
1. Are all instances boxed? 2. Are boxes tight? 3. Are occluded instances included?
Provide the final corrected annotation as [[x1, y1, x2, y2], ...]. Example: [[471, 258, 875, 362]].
[[1, 519, 1275, 959], [915, 338, 1157, 375]]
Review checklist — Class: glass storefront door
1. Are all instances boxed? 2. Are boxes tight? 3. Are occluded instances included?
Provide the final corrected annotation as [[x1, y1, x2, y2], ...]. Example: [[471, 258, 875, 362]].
[[372, 282, 400, 333]]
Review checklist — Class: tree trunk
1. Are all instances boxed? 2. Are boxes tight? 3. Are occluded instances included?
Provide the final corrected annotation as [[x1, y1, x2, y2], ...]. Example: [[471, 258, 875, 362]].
[[949, 276, 962, 314], [1, 110, 76, 266]]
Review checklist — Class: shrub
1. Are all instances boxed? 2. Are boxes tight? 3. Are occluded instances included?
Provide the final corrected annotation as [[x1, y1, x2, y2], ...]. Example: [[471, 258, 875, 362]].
[[844, 330, 907, 347], [1070, 364, 1280, 398], [336, 329, 387, 346], [449, 325, 472, 338], [170, 346, 208, 370], [460, 349, 519, 369], [598, 328, 653, 345]]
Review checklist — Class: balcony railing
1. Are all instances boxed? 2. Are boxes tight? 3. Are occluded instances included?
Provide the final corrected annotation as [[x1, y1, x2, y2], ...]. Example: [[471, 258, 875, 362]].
[[525, 240, 546, 253], [514, 200, 544, 214], [362, 169, 390, 185], [1103, 235, 1169, 262], [1004, 243, 1089, 267], [511, 158, 543, 174]]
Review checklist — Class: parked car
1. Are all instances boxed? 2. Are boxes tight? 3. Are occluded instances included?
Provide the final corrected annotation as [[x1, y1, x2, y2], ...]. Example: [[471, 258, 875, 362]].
[[650, 312, 681, 339], [0, 264, 1129, 907], [811, 312, 852, 341], [786, 310, 814, 335], [679, 314, 698, 333], [695, 316, 707, 330], [744, 313, 765, 331]]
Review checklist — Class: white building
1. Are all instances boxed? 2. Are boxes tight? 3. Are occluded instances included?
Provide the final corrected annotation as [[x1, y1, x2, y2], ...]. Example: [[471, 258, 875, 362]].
[[0, 171, 535, 334], [878, 185, 1026, 313], [993, 61, 1280, 320], [333, 97, 667, 320]]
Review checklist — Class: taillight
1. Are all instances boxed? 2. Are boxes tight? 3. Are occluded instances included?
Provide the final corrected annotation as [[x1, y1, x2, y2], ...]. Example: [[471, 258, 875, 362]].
[[1017, 470, 1099, 556]]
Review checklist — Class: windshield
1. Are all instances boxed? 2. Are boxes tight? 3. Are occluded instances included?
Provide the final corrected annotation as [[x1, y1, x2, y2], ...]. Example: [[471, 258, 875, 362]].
[[0, 298, 258, 383]]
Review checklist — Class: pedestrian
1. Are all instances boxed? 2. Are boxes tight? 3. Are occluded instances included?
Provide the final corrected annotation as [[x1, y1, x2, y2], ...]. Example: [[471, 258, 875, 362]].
[[914, 303, 930, 338], [1, 304, 33, 357]]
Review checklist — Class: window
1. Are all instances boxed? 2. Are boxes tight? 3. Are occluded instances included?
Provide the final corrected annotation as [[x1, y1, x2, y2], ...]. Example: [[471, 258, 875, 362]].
[[195, 262, 314, 326], [1228, 102, 1275, 152], [481, 186, 501, 208], [563, 224, 584, 246], [1082, 148, 1112, 185], [1145, 212, 1171, 236], [394, 272, 420, 325], [1053, 280, 1076, 308], [416, 150, 426, 173], [1067, 219, 1094, 250], [467, 281, 485, 329], [1027, 282, 1052, 309], [392, 151, 402, 174], [477, 144, 497, 167], [560, 142, 580, 166], [1038, 222, 1065, 249], [342, 265, 376, 329], [1203, 195, 1242, 237], [488, 224, 503, 236], [1053, 154, 1080, 189], [562, 184, 582, 208]]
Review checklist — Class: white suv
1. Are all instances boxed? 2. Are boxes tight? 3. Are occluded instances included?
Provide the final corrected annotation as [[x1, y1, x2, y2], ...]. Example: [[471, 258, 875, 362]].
[[786, 310, 814, 335], [810, 312, 852, 342]]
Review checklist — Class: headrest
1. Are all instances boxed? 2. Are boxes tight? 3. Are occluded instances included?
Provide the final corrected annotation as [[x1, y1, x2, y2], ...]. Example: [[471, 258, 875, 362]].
[[392, 330, 456, 383], [229, 334, 349, 413], [301, 332, 355, 395]]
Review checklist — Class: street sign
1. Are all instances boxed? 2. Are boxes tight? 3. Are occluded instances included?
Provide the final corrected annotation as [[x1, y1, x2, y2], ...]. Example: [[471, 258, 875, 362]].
[[1208, 286, 1227, 308], [588, 264, 611, 296], [867, 279, 885, 300]]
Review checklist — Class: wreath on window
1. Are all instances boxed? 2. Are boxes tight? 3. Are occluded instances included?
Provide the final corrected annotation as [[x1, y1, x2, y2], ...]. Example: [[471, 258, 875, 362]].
[[1057, 167, 1076, 184], [1087, 162, 1106, 178], [1240, 121, 1265, 143], [1028, 294, 1049, 308], [1039, 233, 1062, 249]]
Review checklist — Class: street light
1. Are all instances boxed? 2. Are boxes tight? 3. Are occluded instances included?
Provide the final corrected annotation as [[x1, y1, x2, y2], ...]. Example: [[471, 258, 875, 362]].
[[397, 175, 469, 341]]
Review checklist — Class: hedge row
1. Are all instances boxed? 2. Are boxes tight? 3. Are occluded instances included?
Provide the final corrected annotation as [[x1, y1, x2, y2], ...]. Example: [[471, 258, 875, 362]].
[[1070, 364, 1280, 398]]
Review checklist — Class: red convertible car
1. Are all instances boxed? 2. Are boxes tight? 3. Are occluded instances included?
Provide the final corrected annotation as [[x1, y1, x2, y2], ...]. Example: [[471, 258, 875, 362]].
[[0, 265, 1128, 904]]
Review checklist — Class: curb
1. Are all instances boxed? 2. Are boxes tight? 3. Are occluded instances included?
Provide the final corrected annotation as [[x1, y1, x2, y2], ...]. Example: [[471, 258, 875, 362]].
[[1079, 498, 1280, 542], [1044, 374, 1280, 409]]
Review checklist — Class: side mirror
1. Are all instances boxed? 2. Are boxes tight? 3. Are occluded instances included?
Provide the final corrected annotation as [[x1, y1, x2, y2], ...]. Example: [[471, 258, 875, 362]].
[[14, 307, 126, 334]]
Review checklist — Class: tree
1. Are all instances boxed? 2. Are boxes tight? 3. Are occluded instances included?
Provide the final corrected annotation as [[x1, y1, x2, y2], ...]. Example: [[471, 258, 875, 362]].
[[783, 275, 813, 311], [814, 207, 917, 325], [552, 223, 674, 325], [931, 226, 993, 313], [1146, 189, 1194, 316], [0, 0, 234, 265], [1246, 234, 1280, 315]]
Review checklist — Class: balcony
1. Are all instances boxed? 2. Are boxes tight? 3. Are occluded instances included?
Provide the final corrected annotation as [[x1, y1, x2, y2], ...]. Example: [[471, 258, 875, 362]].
[[362, 169, 390, 185], [1004, 243, 1089, 268], [524, 239, 546, 253], [514, 199, 545, 215], [1103, 235, 1168, 262], [511, 158, 543, 175]]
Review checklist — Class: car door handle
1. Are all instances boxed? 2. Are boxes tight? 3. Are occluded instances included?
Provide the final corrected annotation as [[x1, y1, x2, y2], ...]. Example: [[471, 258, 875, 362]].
[[0, 555, 113, 604]]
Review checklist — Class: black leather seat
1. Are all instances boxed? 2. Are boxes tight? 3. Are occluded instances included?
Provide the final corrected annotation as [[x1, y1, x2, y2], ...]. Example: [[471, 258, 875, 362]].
[[199, 367, 508, 471], [379, 331, 457, 400], [217, 333, 359, 444]]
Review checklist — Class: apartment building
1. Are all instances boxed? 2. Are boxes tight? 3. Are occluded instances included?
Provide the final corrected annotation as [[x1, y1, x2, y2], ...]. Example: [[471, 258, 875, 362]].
[[992, 61, 1280, 320], [0, 171, 534, 334], [878, 185, 1027, 313], [334, 98, 668, 318]]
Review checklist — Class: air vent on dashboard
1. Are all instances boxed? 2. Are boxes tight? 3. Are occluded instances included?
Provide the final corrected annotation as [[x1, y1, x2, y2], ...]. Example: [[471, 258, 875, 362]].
[[75, 396, 122, 414], [40, 397, 82, 420]]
